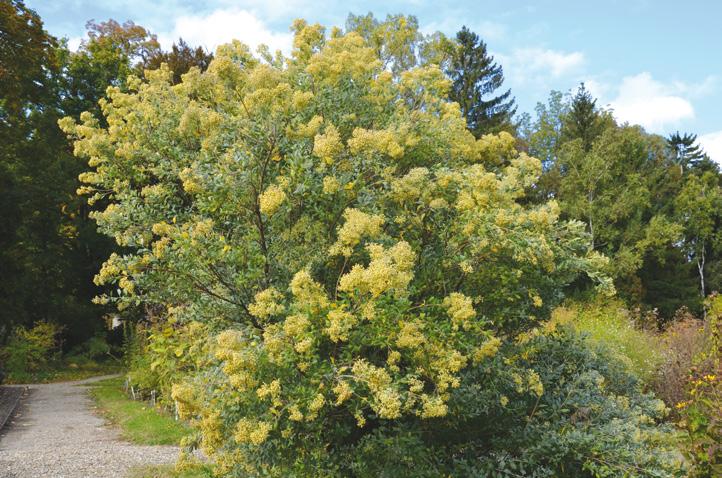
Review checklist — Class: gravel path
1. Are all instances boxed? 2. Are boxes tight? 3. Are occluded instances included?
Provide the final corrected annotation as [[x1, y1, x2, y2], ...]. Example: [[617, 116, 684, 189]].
[[0, 375, 179, 478]]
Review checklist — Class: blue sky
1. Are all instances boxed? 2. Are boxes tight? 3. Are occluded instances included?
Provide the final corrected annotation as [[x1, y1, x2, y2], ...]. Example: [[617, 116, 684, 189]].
[[29, 0, 722, 162]]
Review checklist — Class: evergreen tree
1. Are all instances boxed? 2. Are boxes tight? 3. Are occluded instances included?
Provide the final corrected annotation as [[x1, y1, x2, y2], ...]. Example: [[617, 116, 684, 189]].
[[447, 26, 516, 136], [143, 38, 213, 85], [667, 131, 705, 175], [564, 83, 605, 152]]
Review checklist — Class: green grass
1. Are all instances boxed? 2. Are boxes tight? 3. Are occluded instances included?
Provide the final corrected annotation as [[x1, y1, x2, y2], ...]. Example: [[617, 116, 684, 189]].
[[126, 464, 213, 478], [88, 376, 190, 446], [552, 298, 663, 383], [4, 360, 124, 384]]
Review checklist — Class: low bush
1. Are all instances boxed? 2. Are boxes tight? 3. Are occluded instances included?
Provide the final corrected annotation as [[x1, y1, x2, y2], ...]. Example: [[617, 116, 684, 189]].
[[0, 321, 62, 382], [677, 295, 722, 477], [653, 308, 708, 411], [174, 327, 684, 477]]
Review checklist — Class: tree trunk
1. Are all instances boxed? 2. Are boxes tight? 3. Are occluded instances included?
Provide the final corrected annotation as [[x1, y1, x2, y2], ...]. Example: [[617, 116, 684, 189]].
[[697, 247, 706, 319], [697, 247, 705, 299]]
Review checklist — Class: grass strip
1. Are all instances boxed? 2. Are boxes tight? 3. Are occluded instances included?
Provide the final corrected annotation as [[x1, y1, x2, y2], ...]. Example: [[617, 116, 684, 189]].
[[88, 376, 190, 446]]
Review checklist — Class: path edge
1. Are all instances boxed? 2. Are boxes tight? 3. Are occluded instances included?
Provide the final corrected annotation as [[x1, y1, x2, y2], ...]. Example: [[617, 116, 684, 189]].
[[0, 387, 25, 432]]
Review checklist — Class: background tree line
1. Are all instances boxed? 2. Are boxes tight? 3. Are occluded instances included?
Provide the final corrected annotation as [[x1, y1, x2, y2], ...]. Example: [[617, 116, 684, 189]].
[[1, 1, 720, 344], [0, 0, 213, 347]]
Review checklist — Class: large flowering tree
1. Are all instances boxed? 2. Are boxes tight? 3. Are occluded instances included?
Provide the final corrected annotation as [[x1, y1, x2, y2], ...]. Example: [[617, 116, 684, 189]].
[[61, 20, 683, 477]]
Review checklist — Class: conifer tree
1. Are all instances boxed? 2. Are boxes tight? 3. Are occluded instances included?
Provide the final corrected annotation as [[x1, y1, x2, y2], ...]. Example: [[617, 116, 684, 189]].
[[564, 83, 604, 152], [667, 131, 705, 175], [447, 26, 516, 136]]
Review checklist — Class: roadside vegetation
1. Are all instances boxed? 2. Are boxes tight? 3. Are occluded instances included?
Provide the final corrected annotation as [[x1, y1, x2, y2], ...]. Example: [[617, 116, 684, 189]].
[[88, 376, 190, 446], [0, 321, 122, 384]]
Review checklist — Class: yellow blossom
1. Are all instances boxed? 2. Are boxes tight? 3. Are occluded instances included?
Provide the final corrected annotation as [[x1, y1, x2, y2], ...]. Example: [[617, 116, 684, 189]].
[[234, 418, 272, 445], [288, 404, 304, 421], [322, 175, 340, 194], [290, 270, 329, 310], [443, 292, 476, 330], [333, 380, 353, 405], [338, 242, 416, 298], [325, 308, 357, 342], [329, 208, 385, 257], [248, 287, 285, 320], [473, 336, 501, 363], [313, 124, 343, 164], [259, 184, 286, 216], [420, 394, 448, 418], [396, 320, 426, 349]]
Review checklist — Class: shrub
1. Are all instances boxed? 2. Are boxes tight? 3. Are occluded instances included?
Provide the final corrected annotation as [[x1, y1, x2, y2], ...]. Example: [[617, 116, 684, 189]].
[[677, 295, 722, 477], [126, 320, 209, 404], [62, 18, 683, 477], [551, 298, 664, 383], [653, 307, 708, 410], [0, 321, 62, 381]]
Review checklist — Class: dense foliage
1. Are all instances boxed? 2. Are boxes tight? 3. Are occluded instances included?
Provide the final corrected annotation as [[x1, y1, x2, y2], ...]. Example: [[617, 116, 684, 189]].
[[520, 87, 722, 318], [0, 1, 213, 348], [59, 18, 695, 476]]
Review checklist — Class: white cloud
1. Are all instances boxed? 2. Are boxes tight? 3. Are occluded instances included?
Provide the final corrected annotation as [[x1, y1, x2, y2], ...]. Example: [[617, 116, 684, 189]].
[[608, 72, 695, 133], [158, 8, 293, 54], [67, 36, 83, 52], [500, 48, 585, 86], [699, 130, 722, 165]]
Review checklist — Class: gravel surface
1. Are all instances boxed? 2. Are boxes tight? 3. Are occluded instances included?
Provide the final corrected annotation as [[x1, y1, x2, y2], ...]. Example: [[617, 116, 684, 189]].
[[0, 375, 179, 478]]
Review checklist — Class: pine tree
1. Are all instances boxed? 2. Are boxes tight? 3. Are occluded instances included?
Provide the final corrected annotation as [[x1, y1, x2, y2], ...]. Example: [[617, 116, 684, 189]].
[[447, 26, 516, 136], [667, 131, 705, 175], [564, 83, 603, 152]]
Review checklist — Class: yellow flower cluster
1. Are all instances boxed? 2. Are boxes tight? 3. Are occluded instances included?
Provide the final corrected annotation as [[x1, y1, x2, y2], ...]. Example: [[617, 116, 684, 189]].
[[420, 394, 447, 418], [527, 370, 544, 397], [259, 184, 287, 216], [305, 32, 380, 86], [351, 360, 401, 419], [473, 336, 501, 363], [94, 253, 122, 286], [171, 383, 198, 419], [291, 115, 323, 138], [391, 167, 429, 203], [291, 19, 325, 63], [216, 330, 259, 391], [443, 292, 476, 330], [291, 90, 314, 110], [329, 208, 385, 257], [234, 418, 272, 445], [256, 379, 282, 408], [325, 308, 357, 342], [248, 287, 286, 320], [313, 124, 343, 165], [333, 380, 353, 405], [338, 242, 416, 298], [179, 167, 203, 194], [283, 314, 310, 338], [290, 270, 329, 311], [322, 175, 340, 194], [306, 393, 325, 421], [396, 320, 426, 348], [477, 131, 517, 164], [348, 127, 404, 159]]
